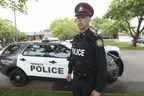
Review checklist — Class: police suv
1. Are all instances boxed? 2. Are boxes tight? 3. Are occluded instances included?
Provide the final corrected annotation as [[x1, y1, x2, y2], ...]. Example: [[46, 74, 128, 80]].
[[0, 41, 123, 86]]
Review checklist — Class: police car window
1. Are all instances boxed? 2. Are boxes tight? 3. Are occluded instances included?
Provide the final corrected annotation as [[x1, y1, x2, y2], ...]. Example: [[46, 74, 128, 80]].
[[18, 43, 27, 51], [23, 44, 46, 57], [2, 44, 20, 57], [23, 44, 70, 58], [48, 44, 70, 58]]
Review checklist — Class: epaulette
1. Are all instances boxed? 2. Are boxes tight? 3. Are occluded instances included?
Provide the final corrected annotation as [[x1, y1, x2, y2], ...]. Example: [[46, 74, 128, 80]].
[[89, 28, 104, 47]]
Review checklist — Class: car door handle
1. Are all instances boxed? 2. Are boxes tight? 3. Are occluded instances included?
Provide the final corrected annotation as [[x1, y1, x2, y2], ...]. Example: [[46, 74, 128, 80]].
[[49, 60, 56, 64], [20, 58, 26, 61]]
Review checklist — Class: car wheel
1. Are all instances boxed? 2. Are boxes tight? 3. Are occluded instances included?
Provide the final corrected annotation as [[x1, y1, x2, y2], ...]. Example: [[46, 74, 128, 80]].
[[115, 58, 124, 76], [106, 54, 119, 84], [9, 68, 29, 87], [108, 52, 124, 77]]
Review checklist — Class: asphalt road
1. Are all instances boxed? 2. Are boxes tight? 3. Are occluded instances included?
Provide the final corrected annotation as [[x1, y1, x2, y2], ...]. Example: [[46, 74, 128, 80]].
[[106, 50, 144, 92], [0, 50, 144, 92], [119, 50, 144, 82]]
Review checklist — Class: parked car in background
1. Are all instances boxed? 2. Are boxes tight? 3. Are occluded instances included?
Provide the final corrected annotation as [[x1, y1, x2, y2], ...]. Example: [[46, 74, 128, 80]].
[[0, 41, 124, 86], [42, 37, 59, 42], [137, 37, 144, 44]]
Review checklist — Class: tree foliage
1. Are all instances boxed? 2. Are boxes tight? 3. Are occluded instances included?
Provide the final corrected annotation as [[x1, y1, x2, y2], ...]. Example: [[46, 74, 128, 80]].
[[0, 19, 15, 41], [91, 17, 127, 38], [18, 31, 27, 41], [50, 17, 78, 40], [106, 0, 144, 47], [0, 19, 27, 46], [0, 0, 28, 12]]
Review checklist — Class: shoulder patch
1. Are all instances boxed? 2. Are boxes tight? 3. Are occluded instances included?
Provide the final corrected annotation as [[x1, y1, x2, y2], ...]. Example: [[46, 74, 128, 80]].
[[96, 39, 103, 47]]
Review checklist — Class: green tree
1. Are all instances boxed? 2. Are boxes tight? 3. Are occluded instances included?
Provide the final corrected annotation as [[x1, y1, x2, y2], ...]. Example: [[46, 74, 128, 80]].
[[0, 0, 28, 12], [19, 32, 27, 41], [50, 17, 78, 40], [91, 17, 126, 38], [106, 0, 144, 47], [91, 17, 105, 31], [0, 19, 16, 46]]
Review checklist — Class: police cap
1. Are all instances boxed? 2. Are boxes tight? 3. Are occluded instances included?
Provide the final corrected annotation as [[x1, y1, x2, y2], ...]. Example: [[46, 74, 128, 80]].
[[75, 2, 94, 17]]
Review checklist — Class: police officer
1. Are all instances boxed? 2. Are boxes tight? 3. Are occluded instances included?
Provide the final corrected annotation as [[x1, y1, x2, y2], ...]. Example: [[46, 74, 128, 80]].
[[66, 2, 107, 96]]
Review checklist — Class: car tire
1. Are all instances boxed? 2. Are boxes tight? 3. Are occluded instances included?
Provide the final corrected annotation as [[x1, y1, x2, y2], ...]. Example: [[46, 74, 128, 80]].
[[108, 52, 124, 77], [116, 58, 124, 76], [9, 68, 29, 87], [106, 54, 119, 84]]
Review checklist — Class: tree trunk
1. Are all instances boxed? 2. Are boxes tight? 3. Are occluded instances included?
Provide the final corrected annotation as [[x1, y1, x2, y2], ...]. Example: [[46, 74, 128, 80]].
[[132, 33, 139, 47], [113, 33, 118, 39], [132, 38, 137, 47]]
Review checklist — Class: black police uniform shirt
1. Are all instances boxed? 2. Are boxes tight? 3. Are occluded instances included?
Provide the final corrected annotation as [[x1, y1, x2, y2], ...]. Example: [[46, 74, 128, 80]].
[[68, 28, 101, 76]]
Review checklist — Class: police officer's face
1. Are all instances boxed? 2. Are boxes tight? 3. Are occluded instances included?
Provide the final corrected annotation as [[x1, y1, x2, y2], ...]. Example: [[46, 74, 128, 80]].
[[75, 15, 90, 31]]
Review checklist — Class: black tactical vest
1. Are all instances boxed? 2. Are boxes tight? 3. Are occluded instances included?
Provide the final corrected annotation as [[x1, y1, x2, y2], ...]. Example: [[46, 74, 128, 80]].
[[70, 29, 99, 75]]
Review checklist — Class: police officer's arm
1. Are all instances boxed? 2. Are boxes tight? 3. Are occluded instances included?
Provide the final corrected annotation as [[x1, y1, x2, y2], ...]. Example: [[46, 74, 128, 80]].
[[68, 50, 74, 74], [95, 35, 108, 83], [66, 49, 74, 81], [68, 37, 78, 74]]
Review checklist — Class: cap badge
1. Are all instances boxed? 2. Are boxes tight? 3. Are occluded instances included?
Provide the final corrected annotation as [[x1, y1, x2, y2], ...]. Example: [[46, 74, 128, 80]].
[[79, 7, 84, 11]]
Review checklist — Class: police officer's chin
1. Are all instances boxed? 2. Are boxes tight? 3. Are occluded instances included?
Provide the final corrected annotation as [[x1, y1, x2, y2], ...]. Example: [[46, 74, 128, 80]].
[[79, 27, 86, 32], [78, 25, 89, 32]]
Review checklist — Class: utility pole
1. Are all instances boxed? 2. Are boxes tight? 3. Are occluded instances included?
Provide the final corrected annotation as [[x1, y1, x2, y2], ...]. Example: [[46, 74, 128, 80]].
[[11, 0, 18, 42]]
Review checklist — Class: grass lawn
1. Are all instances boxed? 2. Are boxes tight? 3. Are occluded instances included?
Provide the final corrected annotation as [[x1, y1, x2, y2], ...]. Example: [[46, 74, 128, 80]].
[[0, 87, 144, 96], [104, 39, 144, 50]]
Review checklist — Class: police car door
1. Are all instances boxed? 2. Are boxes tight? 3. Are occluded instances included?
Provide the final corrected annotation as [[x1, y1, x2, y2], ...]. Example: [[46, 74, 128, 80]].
[[17, 43, 70, 79]]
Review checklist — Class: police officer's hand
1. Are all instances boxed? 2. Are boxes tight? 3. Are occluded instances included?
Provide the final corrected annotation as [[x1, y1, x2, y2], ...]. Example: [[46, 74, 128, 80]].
[[66, 73, 72, 82]]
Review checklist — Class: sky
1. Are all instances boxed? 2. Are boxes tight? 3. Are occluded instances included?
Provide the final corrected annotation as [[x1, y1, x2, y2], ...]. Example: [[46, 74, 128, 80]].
[[0, 0, 112, 33]]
